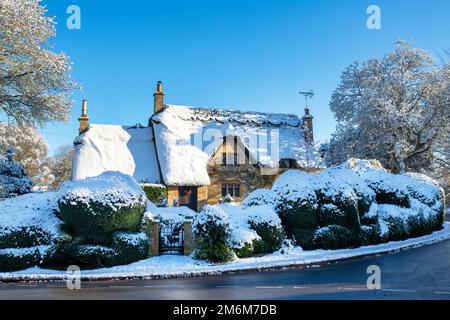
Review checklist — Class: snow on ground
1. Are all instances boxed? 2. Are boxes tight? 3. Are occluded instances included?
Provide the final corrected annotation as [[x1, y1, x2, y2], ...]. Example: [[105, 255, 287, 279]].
[[2, 223, 449, 281]]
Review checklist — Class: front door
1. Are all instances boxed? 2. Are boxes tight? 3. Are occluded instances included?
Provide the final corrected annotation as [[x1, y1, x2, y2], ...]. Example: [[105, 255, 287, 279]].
[[178, 186, 198, 211]]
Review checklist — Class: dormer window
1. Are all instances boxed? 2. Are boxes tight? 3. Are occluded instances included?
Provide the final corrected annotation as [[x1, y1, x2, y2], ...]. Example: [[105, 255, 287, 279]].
[[221, 136, 240, 166]]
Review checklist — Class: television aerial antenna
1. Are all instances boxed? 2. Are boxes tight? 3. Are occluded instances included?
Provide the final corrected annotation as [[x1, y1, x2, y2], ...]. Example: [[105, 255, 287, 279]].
[[299, 90, 314, 108]]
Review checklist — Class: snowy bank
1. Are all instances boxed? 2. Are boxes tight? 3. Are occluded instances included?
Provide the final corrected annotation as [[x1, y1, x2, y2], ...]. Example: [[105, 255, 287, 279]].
[[1, 222, 449, 282]]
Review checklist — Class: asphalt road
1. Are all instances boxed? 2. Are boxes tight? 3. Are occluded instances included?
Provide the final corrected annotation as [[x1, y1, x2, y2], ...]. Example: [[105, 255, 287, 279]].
[[1, 214, 449, 300]]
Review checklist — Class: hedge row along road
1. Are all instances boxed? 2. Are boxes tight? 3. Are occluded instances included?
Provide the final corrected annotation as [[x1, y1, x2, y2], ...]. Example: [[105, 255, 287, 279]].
[[1, 214, 449, 300]]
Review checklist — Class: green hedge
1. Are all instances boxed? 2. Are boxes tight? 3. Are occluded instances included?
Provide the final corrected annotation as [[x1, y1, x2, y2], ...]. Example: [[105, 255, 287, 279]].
[[58, 200, 146, 245], [313, 225, 359, 250], [290, 227, 318, 250], [0, 247, 42, 272], [276, 199, 318, 238], [193, 206, 234, 263], [234, 242, 254, 258], [194, 242, 234, 263], [141, 184, 167, 204], [316, 189, 361, 233], [111, 231, 149, 265], [359, 224, 382, 246], [0, 226, 52, 249], [249, 222, 283, 254]]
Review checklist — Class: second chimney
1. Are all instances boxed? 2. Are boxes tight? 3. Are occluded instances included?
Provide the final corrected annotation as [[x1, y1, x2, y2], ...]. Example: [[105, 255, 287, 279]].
[[153, 81, 165, 114]]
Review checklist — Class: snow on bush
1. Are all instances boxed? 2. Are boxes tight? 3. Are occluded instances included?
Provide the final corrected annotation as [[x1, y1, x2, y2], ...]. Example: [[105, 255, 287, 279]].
[[0, 192, 67, 272], [58, 171, 147, 244], [242, 188, 278, 208], [0, 192, 64, 249], [193, 205, 234, 262], [111, 231, 149, 265], [194, 204, 283, 259], [59, 171, 146, 211], [266, 158, 446, 250], [0, 146, 32, 199]]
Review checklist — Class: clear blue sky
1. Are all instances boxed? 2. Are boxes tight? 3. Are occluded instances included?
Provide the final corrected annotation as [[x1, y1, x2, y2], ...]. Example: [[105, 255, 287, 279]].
[[41, 0, 450, 154]]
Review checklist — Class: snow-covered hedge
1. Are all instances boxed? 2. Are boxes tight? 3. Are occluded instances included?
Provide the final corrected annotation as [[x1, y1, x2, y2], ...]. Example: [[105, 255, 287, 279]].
[[111, 231, 149, 265], [192, 205, 234, 262], [58, 171, 147, 244], [1, 172, 152, 271], [245, 159, 445, 250], [192, 204, 283, 261], [0, 192, 69, 271]]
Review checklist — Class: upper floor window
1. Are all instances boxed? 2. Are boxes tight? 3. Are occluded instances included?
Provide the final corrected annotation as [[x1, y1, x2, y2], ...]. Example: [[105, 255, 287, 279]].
[[221, 137, 240, 166]]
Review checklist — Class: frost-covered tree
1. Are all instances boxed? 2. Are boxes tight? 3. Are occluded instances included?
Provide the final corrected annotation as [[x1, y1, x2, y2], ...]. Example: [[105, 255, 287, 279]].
[[0, 145, 32, 198], [328, 41, 450, 174], [47, 144, 72, 190], [0, 122, 51, 185], [0, 0, 77, 126]]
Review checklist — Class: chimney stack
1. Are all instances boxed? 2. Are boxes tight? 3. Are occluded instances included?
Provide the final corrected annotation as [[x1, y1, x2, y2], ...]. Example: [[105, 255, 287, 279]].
[[302, 106, 314, 144], [153, 81, 165, 114], [78, 100, 89, 133]]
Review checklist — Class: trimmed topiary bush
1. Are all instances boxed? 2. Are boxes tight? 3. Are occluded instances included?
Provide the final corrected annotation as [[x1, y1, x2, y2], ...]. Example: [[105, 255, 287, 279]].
[[250, 221, 283, 254], [272, 171, 319, 235], [0, 247, 43, 272], [193, 205, 234, 262], [111, 231, 149, 265], [313, 225, 359, 249], [68, 244, 118, 268], [243, 189, 278, 208], [290, 227, 318, 249], [0, 226, 53, 249], [364, 171, 410, 208], [316, 188, 361, 233], [360, 224, 382, 245], [58, 172, 147, 245]]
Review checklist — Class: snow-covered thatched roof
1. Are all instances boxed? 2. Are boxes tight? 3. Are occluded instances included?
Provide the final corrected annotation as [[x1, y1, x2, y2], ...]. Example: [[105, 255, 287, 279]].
[[152, 105, 312, 186], [72, 104, 316, 186], [72, 125, 161, 183]]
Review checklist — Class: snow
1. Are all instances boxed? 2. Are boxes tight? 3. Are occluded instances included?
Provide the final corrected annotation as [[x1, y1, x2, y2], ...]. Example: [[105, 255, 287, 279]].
[[72, 125, 161, 184], [152, 105, 318, 186], [2, 223, 449, 281], [215, 204, 281, 249], [0, 192, 63, 240], [218, 204, 259, 248], [113, 232, 148, 246], [58, 171, 146, 211], [0, 245, 50, 258]]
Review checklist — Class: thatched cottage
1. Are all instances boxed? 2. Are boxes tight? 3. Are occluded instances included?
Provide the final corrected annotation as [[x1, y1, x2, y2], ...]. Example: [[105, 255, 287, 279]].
[[72, 82, 319, 211]]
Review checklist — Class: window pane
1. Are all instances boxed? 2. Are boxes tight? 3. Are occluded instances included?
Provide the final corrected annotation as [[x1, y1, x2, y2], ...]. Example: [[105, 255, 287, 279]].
[[234, 184, 240, 197], [228, 184, 233, 196], [222, 153, 227, 166], [221, 184, 227, 197]]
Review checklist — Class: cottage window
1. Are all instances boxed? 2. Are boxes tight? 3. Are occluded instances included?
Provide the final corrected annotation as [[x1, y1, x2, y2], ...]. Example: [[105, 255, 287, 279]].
[[221, 183, 241, 198]]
